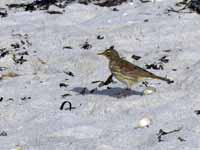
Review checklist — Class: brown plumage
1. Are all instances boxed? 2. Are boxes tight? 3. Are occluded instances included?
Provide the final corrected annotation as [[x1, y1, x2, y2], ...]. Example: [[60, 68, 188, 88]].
[[98, 46, 173, 89]]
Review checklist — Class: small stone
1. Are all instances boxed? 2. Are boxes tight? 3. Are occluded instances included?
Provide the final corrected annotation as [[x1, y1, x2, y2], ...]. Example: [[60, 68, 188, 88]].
[[143, 87, 156, 95]]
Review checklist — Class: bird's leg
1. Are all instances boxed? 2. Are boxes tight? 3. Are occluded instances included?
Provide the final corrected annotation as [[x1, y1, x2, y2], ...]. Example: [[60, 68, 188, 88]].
[[125, 87, 131, 91], [142, 81, 149, 87], [141, 81, 156, 95], [98, 74, 113, 87]]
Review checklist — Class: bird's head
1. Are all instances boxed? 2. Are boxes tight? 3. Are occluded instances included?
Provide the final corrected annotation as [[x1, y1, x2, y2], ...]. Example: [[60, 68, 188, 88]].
[[98, 46, 120, 60]]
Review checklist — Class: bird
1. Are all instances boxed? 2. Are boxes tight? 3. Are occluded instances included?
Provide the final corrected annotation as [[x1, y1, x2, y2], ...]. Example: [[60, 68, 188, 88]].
[[98, 46, 173, 90]]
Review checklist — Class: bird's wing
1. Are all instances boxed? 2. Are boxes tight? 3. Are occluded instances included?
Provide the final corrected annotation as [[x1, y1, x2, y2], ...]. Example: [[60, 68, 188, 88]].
[[118, 59, 156, 78]]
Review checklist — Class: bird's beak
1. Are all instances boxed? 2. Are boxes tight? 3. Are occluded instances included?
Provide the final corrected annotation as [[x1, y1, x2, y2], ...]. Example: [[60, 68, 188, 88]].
[[97, 52, 105, 55]]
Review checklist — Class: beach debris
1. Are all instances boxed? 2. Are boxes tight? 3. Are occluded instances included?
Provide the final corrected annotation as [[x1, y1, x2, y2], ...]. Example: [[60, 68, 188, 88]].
[[17, 51, 29, 56], [20, 96, 31, 101], [59, 83, 68, 88], [177, 136, 186, 142], [163, 49, 172, 53], [11, 43, 20, 49], [61, 93, 71, 98], [145, 63, 164, 70], [0, 97, 3, 102], [112, 8, 119, 11], [0, 8, 8, 18], [156, 127, 182, 142], [79, 0, 128, 7], [12, 54, 27, 64], [0, 48, 9, 58], [135, 117, 152, 129], [7, 0, 68, 11], [64, 71, 74, 77], [81, 40, 92, 50], [143, 87, 156, 95], [194, 110, 200, 115], [159, 55, 169, 63], [7, 98, 14, 101], [97, 35, 104, 40], [63, 46, 73, 49], [166, 0, 200, 14], [146, 54, 171, 70], [131, 54, 141, 60], [6, 0, 130, 13], [175, 0, 200, 14], [60, 101, 76, 111], [139, 0, 152, 3], [185, 0, 200, 13], [11, 33, 32, 48], [0, 131, 7, 136]]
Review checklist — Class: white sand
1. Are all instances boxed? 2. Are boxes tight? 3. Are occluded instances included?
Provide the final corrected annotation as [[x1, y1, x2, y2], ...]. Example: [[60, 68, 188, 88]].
[[0, 0, 200, 150]]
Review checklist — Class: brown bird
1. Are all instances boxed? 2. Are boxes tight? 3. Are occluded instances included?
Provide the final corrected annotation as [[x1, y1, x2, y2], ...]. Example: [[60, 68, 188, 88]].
[[98, 46, 173, 89]]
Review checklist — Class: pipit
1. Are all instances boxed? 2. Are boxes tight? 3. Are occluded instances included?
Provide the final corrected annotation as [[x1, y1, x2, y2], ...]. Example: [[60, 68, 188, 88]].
[[98, 46, 173, 90]]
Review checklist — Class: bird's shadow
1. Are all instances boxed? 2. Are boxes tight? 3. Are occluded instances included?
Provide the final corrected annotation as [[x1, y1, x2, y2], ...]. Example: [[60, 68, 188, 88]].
[[71, 87, 143, 98]]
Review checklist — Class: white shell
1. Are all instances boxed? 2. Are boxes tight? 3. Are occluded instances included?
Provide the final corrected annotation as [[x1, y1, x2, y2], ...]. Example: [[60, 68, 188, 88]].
[[10, 148, 23, 150], [135, 117, 152, 129], [143, 87, 156, 95], [107, 20, 112, 23], [123, 13, 128, 17]]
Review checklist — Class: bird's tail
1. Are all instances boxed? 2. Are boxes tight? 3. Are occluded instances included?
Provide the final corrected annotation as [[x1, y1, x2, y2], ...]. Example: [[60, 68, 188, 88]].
[[153, 75, 174, 84]]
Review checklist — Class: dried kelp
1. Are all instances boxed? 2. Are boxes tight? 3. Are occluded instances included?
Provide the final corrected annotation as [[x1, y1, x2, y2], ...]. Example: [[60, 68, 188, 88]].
[[59, 83, 68, 88], [167, 0, 200, 14], [145, 63, 164, 70], [156, 127, 182, 142], [7, 0, 65, 11], [0, 48, 9, 58], [7, 0, 130, 13], [79, 0, 128, 7], [131, 54, 141, 61], [13, 54, 27, 64], [60, 101, 76, 110], [0, 8, 8, 18], [81, 40, 92, 50], [64, 71, 74, 77], [194, 110, 200, 115], [0, 131, 7, 136]]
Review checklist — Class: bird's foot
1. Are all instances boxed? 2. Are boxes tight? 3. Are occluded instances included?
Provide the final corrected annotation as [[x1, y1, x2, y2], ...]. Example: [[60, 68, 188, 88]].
[[125, 87, 131, 91]]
